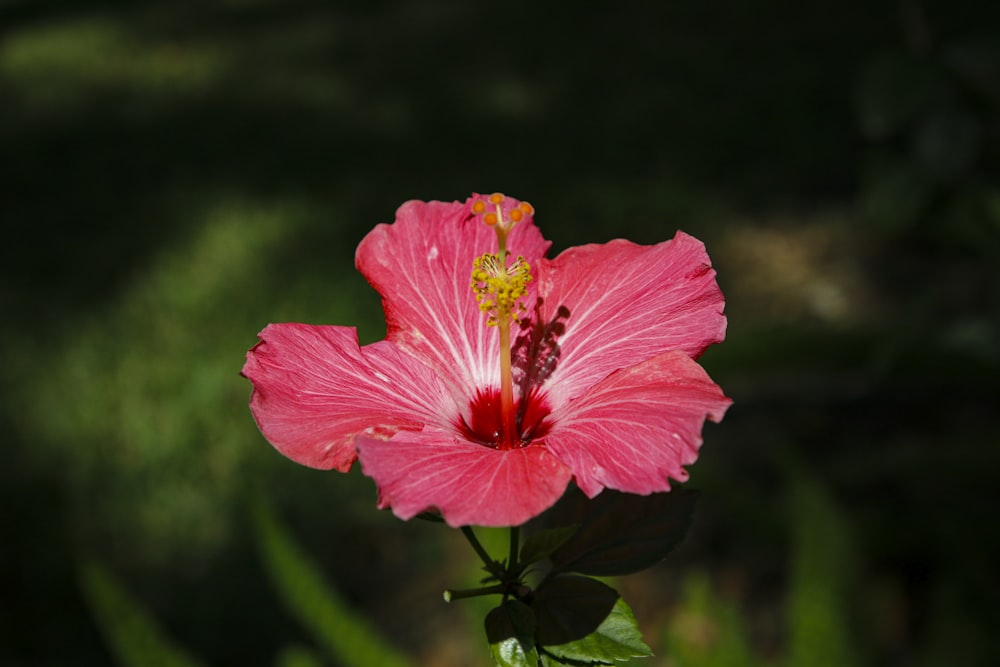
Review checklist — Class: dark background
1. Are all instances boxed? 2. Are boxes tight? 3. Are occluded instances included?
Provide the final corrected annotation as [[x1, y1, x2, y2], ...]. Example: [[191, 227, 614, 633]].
[[2, 1, 998, 665]]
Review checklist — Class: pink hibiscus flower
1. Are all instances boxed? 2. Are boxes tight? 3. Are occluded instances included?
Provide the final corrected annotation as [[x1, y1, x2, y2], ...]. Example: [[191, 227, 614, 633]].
[[242, 193, 731, 527]]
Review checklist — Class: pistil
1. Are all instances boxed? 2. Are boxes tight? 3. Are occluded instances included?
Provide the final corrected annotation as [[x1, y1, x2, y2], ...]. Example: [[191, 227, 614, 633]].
[[469, 193, 534, 448], [496, 250, 516, 447]]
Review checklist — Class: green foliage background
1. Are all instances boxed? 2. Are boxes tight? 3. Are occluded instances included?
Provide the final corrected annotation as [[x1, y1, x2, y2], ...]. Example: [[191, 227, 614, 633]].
[[2, 1, 998, 665]]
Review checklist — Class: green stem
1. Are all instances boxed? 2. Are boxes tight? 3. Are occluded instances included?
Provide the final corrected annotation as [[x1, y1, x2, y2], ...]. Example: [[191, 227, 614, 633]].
[[508, 526, 520, 574], [442, 584, 507, 602], [461, 526, 497, 571]]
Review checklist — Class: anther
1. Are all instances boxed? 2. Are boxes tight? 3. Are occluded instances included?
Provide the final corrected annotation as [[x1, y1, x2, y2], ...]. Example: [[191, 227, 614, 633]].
[[470, 253, 532, 326]]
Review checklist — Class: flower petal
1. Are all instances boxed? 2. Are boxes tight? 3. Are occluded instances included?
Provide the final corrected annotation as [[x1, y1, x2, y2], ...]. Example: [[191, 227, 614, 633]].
[[545, 350, 731, 498], [534, 231, 726, 405], [242, 323, 452, 471], [356, 430, 573, 527], [356, 198, 550, 400]]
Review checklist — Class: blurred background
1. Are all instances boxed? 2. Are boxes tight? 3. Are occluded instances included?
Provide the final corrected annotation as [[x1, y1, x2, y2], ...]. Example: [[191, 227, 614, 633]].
[[2, 0, 998, 665]]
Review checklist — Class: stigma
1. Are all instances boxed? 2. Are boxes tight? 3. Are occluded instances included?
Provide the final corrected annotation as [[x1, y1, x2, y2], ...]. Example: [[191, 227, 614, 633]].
[[469, 193, 534, 326], [470, 192, 535, 238]]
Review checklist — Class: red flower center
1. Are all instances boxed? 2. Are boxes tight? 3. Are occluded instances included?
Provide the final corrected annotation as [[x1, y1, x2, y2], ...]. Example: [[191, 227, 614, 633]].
[[457, 387, 552, 450]]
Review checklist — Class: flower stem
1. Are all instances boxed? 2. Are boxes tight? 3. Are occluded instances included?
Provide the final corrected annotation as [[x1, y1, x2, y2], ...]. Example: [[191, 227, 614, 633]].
[[461, 526, 497, 571], [508, 525, 520, 574]]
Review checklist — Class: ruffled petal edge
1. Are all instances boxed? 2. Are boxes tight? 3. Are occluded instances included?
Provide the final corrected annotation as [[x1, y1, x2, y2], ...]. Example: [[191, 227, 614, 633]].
[[545, 350, 731, 497], [242, 323, 452, 471], [356, 429, 573, 527], [534, 231, 726, 407]]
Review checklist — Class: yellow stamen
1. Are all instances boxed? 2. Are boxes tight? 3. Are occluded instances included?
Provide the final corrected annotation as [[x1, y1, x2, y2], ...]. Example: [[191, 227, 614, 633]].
[[470, 254, 532, 327]]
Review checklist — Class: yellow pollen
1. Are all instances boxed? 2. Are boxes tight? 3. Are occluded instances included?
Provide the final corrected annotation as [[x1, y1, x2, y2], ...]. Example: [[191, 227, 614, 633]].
[[484, 212, 498, 226], [472, 200, 486, 214], [489, 193, 505, 205], [470, 253, 532, 326]]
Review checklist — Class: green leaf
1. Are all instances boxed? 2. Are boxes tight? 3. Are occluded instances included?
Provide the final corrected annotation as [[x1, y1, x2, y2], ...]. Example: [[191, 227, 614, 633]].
[[785, 474, 859, 667], [274, 645, 326, 667], [532, 576, 651, 664], [251, 500, 414, 667], [486, 600, 538, 667], [519, 525, 579, 568], [78, 560, 206, 667], [549, 488, 698, 576]]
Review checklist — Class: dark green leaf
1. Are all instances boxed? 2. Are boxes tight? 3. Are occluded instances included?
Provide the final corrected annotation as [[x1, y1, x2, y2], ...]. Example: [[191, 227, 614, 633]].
[[532, 576, 651, 664], [519, 526, 580, 568], [486, 600, 537, 667], [549, 489, 698, 577]]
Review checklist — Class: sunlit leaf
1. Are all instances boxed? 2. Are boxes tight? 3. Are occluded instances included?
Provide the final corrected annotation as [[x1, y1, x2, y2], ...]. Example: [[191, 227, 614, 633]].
[[532, 576, 651, 664], [486, 600, 538, 667]]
